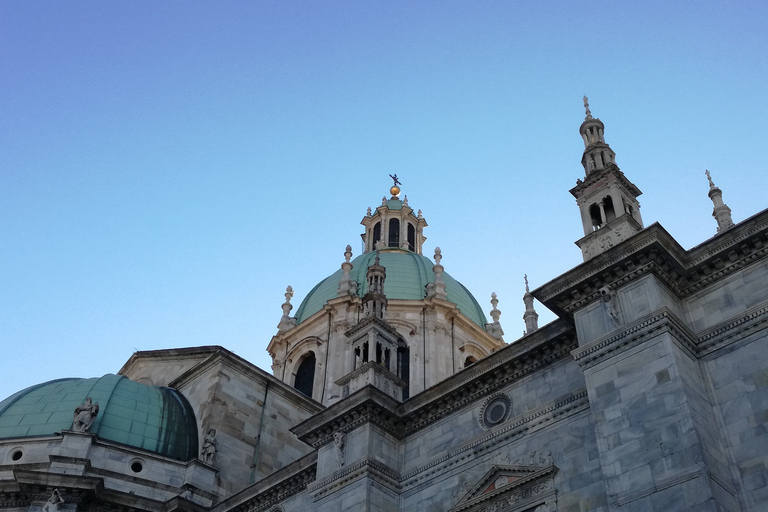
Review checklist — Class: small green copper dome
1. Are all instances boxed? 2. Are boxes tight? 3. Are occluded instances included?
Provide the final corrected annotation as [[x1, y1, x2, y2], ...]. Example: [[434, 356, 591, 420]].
[[0, 375, 198, 461], [294, 250, 488, 327]]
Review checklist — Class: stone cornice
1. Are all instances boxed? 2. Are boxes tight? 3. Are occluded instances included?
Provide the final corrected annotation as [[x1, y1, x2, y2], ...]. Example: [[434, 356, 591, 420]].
[[569, 164, 641, 198], [335, 361, 407, 388], [571, 308, 697, 370], [308, 456, 401, 500], [534, 210, 768, 320], [212, 452, 316, 512], [400, 321, 574, 418], [293, 321, 578, 446], [291, 387, 403, 447], [694, 299, 768, 357], [572, 301, 768, 368]]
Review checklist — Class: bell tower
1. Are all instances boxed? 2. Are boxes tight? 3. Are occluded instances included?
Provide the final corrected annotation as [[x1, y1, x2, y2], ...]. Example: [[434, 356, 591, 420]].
[[570, 98, 644, 261]]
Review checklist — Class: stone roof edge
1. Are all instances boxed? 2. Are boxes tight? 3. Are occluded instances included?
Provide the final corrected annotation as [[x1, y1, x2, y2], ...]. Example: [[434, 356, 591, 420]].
[[168, 350, 325, 415], [118, 346, 226, 376], [212, 451, 317, 512], [534, 210, 768, 318], [290, 386, 401, 446], [401, 319, 573, 414], [534, 223, 685, 305]]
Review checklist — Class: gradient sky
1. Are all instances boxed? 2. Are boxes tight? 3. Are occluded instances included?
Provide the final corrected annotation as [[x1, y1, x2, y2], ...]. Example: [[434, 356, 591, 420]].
[[2, 1, 767, 401]]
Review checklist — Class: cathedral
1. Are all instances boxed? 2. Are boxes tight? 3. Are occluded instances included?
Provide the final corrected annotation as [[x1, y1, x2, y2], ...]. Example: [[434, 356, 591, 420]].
[[1, 102, 767, 512]]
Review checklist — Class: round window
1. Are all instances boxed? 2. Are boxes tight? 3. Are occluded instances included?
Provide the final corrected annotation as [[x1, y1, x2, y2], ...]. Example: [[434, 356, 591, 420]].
[[480, 395, 511, 429]]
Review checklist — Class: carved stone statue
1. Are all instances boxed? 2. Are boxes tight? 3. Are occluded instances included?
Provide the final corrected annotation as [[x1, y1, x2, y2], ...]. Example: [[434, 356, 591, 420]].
[[333, 432, 345, 468], [42, 489, 64, 512], [72, 397, 99, 432], [599, 286, 621, 327], [201, 428, 217, 464]]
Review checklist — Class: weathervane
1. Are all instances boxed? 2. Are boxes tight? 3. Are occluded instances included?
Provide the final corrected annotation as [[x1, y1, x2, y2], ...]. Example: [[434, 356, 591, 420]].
[[388, 174, 402, 198]]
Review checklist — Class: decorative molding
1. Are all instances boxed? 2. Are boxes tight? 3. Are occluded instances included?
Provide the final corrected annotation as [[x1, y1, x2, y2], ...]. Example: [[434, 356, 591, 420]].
[[571, 308, 697, 369], [696, 300, 768, 357], [449, 464, 558, 512], [477, 393, 512, 431], [213, 453, 316, 512], [308, 456, 401, 501], [572, 302, 768, 368]]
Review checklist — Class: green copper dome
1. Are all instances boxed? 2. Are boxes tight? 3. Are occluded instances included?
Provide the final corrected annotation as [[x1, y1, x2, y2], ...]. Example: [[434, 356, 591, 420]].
[[0, 375, 198, 461], [294, 250, 488, 327]]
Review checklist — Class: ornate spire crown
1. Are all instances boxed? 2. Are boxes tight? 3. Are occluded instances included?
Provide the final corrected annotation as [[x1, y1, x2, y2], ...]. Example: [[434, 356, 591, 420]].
[[705, 170, 734, 233]]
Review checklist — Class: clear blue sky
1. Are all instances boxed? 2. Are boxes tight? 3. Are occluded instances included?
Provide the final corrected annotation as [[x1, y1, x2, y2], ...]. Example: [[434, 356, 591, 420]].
[[2, 1, 766, 400]]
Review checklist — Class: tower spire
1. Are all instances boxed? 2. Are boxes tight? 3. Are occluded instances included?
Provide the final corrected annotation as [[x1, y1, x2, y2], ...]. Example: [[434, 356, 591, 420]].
[[522, 275, 538, 334], [705, 170, 734, 233], [570, 99, 645, 261]]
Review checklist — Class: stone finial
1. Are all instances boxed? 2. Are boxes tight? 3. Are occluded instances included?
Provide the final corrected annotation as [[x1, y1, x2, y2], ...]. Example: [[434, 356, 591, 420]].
[[523, 275, 539, 334], [583, 95, 592, 119], [417, 209, 422, 219], [382, 196, 387, 206], [705, 170, 734, 233], [337, 245, 359, 297], [485, 292, 504, 341], [490, 292, 501, 323], [403, 195, 409, 206], [277, 285, 297, 332], [426, 247, 447, 300], [366, 207, 372, 217]]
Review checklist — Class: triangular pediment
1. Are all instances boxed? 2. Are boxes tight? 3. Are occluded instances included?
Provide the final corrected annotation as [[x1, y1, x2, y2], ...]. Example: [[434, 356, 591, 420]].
[[451, 462, 557, 512]]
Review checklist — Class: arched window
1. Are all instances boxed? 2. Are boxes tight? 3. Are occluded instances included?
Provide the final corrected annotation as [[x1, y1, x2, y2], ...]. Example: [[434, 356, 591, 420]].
[[388, 219, 400, 248], [294, 353, 315, 398], [603, 196, 616, 223], [407, 223, 415, 252], [589, 204, 602, 230], [372, 222, 381, 248]]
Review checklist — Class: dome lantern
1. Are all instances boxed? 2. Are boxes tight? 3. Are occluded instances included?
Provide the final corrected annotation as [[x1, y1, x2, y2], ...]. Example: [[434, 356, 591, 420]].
[[360, 177, 428, 254]]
